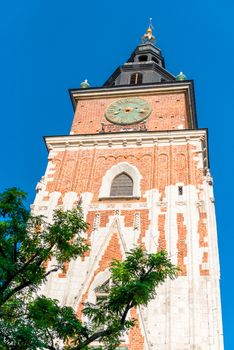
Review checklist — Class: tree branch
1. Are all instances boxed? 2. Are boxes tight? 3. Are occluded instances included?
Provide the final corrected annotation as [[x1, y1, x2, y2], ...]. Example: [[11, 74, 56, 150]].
[[73, 300, 134, 350], [0, 245, 55, 305], [44, 267, 60, 277], [140, 265, 154, 281], [73, 328, 113, 350], [0, 251, 40, 295], [1, 280, 32, 305], [120, 300, 133, 325], [73, 266, 157, 349], [0, 240, 55, 296]]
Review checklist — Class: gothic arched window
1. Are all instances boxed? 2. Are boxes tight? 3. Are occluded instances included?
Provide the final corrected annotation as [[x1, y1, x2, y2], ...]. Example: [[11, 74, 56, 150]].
[[95, 279, 110, 305], [130, 72, 143, 85], [99, 162, 141, 198], [110, 172, 133, 197]]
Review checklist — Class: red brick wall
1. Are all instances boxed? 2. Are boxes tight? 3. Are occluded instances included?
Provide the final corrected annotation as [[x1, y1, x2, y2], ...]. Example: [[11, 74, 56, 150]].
[[46, 140, 207, 280], [75, 221, 145, 349], [76, 231, 122, 318], [47, 144, 202, 198], [39, 86, 214, 348], [71, 93, 188, 134]]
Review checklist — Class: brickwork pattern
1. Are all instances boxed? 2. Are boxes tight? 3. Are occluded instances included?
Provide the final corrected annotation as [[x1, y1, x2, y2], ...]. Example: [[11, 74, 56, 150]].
[[76, 231, 123, 318], [158, 214, 166, 251], [46, 145, 200, 199], [128, 308, 144, 350], [198, 210, 209, 276], [44, 141, 208, 280], [71, 93, 188, 134], [33, 87, 225, 349]]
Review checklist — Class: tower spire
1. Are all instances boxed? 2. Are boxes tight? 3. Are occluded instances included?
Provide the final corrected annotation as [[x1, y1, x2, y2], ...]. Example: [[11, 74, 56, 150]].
[[141, 18, 156, 44], [104, 19, 176, 87]]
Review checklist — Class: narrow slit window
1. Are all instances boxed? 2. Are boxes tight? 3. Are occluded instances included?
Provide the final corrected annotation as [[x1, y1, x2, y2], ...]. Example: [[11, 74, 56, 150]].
[[110, 173, 133, 197], [178, 186, 183, 196], [130, 73, 143, 85]]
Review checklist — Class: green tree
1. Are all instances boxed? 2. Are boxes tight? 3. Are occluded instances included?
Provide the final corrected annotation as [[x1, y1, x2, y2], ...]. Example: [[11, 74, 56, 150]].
[[0, 188, 178, 350]]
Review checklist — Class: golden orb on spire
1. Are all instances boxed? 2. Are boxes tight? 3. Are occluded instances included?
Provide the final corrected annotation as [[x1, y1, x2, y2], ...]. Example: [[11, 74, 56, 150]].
[[141, 18, 156, 44]]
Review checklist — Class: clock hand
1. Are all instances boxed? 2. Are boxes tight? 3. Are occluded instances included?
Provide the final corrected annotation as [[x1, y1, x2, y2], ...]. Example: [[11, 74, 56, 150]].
[[114, 108, 122, 115]]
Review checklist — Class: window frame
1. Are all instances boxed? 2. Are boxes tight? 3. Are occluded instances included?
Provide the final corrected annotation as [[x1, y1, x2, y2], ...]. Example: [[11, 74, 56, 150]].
[[110, 172, 134, 198], [130, 72, 143, 85], [99, 162, 142, 200]]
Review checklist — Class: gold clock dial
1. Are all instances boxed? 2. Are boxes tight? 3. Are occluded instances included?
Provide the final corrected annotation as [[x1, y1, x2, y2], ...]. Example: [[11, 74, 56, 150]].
[[105, 97, 152, 125]]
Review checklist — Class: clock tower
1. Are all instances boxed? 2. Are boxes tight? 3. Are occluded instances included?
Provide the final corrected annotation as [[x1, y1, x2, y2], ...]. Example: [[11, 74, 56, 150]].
[[33, 23, 224, 349]]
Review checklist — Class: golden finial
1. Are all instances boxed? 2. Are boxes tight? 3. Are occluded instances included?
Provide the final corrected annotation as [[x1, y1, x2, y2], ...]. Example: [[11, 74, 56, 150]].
[[141, 18, 156, 44]]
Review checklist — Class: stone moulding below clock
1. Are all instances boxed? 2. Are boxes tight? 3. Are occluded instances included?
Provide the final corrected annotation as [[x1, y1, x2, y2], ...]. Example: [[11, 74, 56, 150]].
[[100, 121, 147, 133], [44, 129, 208, 151]]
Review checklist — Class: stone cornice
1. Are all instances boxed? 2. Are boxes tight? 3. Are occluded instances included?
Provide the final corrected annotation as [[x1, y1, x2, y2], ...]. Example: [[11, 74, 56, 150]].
[[45, 128, 207, 151], [70, 81, 192, 101], [45, 128, 209, 170]]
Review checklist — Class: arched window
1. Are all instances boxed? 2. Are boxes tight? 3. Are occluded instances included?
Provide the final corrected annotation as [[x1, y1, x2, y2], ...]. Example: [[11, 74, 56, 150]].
[[130, 73, 143, 85], [110, 173, 133, 197], [95, 279, 110, 305], [138, 55, 148, 62], [99, 162, 142, 198]]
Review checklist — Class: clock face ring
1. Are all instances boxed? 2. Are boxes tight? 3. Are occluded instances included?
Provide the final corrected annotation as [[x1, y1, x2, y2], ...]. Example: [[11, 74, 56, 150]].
[[105, 97, 152, 125]]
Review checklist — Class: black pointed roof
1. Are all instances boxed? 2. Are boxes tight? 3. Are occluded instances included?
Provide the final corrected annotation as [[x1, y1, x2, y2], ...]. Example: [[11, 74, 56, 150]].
[[103, 42, 175, 87]]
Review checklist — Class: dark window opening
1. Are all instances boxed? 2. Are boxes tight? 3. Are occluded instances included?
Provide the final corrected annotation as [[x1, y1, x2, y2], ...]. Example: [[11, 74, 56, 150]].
[[161, 78, 166, 82], [110, 173, 133, 197], [152, 56, 160, 64], [178, 186, 183, 195], [130, 73, 143, 85], [138, 55, 148, 62]]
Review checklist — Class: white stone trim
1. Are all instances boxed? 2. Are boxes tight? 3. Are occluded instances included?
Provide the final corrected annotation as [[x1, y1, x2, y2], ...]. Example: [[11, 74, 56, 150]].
[[99, 162, 142, 198], [63, 192, 78, 210], [86, 269, 111, 304], [45, 129, 207, 151], [71, 82, 191, 100]]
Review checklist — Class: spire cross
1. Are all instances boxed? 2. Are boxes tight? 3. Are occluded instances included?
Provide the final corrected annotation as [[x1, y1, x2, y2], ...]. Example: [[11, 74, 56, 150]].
[[141, 18, 156, 44]]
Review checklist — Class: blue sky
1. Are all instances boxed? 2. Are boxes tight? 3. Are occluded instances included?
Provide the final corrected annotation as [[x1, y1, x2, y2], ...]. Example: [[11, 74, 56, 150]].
[[0, 0, 233, 347]]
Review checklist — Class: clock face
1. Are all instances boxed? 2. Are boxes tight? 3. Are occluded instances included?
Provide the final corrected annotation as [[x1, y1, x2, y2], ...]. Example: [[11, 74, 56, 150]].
[[105, 97, 152, 125]]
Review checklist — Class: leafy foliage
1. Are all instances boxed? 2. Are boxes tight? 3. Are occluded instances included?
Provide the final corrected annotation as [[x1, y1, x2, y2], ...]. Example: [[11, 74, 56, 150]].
[[75, 248, 179, 350], [0, 188, 88, 349], [0, 188, 179, 350]]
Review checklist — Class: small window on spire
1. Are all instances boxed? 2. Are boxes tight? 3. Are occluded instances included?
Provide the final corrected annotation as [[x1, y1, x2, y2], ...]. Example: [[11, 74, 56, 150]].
[[138, 55, 148, 62], [130, 73, 143, 85], [152, 56, 160, 64]]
